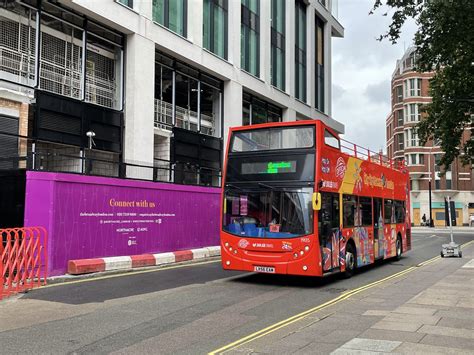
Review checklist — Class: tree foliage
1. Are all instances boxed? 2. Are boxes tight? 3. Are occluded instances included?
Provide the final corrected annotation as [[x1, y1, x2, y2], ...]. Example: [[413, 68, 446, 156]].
[[371, 0, 474, 169]]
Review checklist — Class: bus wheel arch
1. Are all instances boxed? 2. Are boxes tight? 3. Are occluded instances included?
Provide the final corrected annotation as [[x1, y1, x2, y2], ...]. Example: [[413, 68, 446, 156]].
[[395, 233, 403, 260], [343, 239, 357, 278]]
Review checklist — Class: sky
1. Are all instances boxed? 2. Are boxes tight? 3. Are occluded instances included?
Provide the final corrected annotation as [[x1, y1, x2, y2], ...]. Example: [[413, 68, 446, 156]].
[[331, 0, 417, 153]]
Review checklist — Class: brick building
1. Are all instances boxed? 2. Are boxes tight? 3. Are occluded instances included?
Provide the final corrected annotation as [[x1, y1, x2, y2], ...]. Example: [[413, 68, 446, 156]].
[[386, 47, 474, 226]]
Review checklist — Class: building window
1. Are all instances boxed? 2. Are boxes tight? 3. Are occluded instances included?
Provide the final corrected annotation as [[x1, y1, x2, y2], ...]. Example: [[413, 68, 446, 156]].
[[242, 92, 282, 125], [395, 85, 403, 103], [295, 0, 306, 102], [153, 0, 187, 37], [315, 15, 324, 111], [203, 0, 228, 59], [419, 154, 424, 165], [410, 154, 416, 165], [405, 128, 418, 147], [397, 109, 403, 127], [117, 0, 133, 8], [397, 133, 404, 151], [154, 52, 223, 138], [405, 103, 420, 122], [405, 78, 422, 97], [241, 0, 260, 76], [271, 0, 285, 90]]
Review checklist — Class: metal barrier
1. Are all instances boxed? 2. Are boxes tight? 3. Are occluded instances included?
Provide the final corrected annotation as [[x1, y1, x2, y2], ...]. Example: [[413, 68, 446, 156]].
[[1, 227, 48, 300]]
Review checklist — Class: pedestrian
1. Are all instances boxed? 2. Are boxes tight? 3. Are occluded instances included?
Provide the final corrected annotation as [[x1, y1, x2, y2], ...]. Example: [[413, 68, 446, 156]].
[[422, 213, 427, 226]]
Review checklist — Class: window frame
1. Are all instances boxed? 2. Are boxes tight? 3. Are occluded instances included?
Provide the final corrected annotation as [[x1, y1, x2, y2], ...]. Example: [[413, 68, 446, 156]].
[[241, 0, 260, 77], [315, 14, 324, 111], [270, 0, 285, 90], [153, 0, 188, 37], [294, 0, 307, 102], [203, 0, 228, 59]]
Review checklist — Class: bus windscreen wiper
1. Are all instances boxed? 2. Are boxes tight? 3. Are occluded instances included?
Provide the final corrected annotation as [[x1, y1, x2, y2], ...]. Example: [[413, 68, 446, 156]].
[[225, 183, 243, 191], [258, 182, 275, 190]]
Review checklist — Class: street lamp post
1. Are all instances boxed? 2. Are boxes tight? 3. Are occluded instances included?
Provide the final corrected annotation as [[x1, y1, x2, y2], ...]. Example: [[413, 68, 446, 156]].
[[428, 148, 434, 227]]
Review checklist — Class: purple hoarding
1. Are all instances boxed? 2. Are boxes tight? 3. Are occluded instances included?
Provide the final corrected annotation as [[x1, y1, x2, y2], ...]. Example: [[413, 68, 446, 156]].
[[24, 172, 221, 276]]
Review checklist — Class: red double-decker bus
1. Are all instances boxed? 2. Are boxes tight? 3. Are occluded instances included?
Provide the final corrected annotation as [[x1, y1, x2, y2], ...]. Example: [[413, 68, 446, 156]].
[[220, 120, 411, 277]]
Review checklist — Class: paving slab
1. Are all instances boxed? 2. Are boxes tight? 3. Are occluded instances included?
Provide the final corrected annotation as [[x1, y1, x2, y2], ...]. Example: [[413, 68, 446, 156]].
[[393, 305, 437, 316], [336, 337, 401, 352], [437, 316, 474, 330], [418, 324, 474, 339], [420, 334, 474, 351], [394, 342, 473, 354], [371, 320, 423, 332], [357, 328, 425, 343]]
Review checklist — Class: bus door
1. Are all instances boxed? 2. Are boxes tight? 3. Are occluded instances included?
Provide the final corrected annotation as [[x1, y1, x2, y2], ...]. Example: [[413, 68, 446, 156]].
[[373, 198, 384, 259], [318, 192, 340, 271]]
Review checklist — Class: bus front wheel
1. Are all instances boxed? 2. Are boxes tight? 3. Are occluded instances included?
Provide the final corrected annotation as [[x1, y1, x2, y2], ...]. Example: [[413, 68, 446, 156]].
[[343, 243, 356, 278]]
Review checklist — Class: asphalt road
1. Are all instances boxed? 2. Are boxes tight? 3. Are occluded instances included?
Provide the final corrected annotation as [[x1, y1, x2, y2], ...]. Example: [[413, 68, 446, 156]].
[[0, 230, 472, 354]]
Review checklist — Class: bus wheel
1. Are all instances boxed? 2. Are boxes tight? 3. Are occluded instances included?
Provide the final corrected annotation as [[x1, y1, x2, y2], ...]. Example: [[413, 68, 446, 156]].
[[395, 236, 402, 261], [343, 243, 356, 278]]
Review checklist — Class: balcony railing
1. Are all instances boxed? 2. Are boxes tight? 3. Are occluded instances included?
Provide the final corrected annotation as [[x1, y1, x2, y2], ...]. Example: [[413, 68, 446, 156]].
[[0, 45, 117, 109], [0, 130, 221, 187], [154, 99, 216, 136]]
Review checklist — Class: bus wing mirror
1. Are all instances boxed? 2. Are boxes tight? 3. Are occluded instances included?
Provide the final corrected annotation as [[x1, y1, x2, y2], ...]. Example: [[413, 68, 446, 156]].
[[312, 192, 322, 211]]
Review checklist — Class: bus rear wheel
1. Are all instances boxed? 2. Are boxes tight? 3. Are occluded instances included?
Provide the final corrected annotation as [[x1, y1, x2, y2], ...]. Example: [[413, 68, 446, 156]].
[[395, 236, 402, 261], [343, 243, 356, 278]]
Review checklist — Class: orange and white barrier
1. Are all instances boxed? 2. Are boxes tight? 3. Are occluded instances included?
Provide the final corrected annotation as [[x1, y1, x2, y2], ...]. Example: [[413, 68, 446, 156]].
[[1, 227, 48, 300]]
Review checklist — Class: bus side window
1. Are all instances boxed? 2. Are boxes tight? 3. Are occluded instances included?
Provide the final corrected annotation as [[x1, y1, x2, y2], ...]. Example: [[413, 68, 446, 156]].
[[343, 195, 356, 228], [324, 129, 340, 149], [384, 199, 393, 224], [395, 200, 405, 223], [359, 196, 373, 226]]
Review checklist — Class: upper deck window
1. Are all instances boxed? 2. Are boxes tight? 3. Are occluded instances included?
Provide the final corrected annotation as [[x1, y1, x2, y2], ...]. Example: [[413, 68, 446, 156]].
[[324, 129, 340, 149], [231, 126, 314, 152]]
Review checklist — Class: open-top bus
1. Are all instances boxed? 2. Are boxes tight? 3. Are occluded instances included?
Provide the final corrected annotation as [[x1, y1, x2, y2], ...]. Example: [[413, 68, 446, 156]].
[[220, 120, 411, 277]]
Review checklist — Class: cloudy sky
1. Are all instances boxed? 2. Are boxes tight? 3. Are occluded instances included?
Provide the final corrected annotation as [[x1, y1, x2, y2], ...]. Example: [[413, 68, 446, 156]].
[[332, 0, 417, 153]]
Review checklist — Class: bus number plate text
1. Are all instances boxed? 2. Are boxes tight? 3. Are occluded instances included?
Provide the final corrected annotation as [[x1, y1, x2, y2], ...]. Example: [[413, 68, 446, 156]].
[[254, 266, 275, 273]]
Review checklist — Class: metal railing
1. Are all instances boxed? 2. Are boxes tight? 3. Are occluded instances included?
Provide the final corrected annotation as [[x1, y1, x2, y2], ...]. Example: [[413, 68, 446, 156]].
[[340, 137, 406, 171], [154, 99, 216, 136], [0, 45, 118, 109], [0, 131, 222, 187]]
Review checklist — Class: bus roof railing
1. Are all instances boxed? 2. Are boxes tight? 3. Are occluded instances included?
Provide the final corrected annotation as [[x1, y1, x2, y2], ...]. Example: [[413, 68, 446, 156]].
[[339, 137, 406, 171]]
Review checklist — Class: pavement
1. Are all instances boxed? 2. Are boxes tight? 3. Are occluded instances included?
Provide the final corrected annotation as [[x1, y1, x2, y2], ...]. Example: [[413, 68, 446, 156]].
[[224, 241, 474, 354]]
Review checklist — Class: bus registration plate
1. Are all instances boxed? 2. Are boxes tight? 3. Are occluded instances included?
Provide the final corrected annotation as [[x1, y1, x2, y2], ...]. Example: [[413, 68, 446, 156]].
[[254, 266, 275, 273]]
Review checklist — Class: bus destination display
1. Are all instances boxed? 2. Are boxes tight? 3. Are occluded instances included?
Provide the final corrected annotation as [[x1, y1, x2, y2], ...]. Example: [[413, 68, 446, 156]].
[[241, 161, 297, 175]]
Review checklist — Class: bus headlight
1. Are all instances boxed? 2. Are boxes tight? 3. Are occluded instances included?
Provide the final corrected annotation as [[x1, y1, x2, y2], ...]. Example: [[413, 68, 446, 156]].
[[226, 261, 230, 266], [304, 246, 310, 252], [300, 250, 304, 255], [293, 253, 298, 258], [224, 242, 229, 247]]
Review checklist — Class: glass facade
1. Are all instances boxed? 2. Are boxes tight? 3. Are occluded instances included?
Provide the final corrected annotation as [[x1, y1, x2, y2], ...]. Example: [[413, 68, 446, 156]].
[[0, 1, 124, 110], [154, 52, 222, 138], [241, 0, 260, 76], [315, 15, 324, 111], [295, 0, 306, 101], [271, 0, 285, 90], [203, 0, 228, 59], [242, 92, 282, 126], [117, 0, 133, 8], [152, 0, 187, 37]]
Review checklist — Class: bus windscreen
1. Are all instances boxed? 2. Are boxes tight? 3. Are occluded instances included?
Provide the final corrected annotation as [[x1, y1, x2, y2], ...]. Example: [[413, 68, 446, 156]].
[[231, 126, 314, 152]]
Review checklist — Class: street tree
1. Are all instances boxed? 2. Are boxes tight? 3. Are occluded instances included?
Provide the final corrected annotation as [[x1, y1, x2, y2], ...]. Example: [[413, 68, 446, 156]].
[[371, 0, 474, 169]]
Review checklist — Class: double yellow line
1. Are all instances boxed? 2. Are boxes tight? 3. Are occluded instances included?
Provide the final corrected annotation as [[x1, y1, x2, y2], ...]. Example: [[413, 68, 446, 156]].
[[209, 240, 474, 355]]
